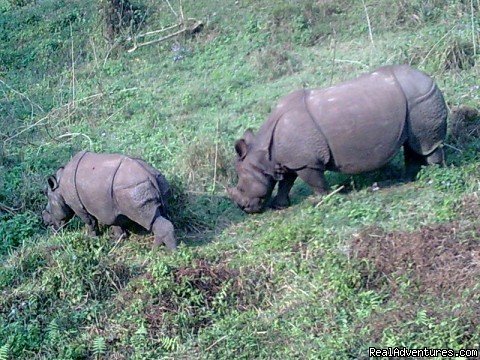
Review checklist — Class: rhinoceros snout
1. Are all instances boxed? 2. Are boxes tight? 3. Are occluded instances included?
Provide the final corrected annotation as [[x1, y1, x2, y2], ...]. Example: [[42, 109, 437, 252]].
[[227, 187, 245, 208], [42, 210, 52, 226], [228, 187, 264, 213]]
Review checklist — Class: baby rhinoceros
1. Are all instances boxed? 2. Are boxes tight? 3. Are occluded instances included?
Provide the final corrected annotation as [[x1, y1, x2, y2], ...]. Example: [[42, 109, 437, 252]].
[[42, 151, 177, 249], [228, 64, 448, 213]]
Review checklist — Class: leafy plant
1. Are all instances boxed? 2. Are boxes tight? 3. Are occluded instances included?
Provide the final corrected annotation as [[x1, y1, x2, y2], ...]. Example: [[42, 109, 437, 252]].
[[0, 344, 8, 360], [92, 336, 106, 358]]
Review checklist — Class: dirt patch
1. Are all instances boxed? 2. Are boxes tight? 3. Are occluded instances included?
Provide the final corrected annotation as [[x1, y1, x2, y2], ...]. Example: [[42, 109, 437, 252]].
[[351, 194, 480, 342], [114, 258, 272, 338], [351, 222, 480, 297]]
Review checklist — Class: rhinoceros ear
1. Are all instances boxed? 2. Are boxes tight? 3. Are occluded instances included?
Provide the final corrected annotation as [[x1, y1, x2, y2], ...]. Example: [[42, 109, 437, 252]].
[[235, 129, 255, 159], [235, 139, 248, 160], [47, 175, 59, 191], [242, 129, 255, 145]]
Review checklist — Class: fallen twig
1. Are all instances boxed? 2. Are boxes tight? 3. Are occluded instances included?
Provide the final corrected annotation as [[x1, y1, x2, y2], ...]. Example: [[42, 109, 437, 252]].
[[205, 335, 228, 352], [212, 117, 220, 194], [132, 23, 181, 40], [128, 27, 187, 53], [0, 78, 44, 113], [3, 88, 135, 144], [314, 185, 345, 208], [444, 143, 463, 153], [127, 17, 202, 53], [361, 0, 374, 47], [164, 0, 178, 17], [4, 114, 50, 143], [57, 132, 94, 149], [0, 202, 21, 215]]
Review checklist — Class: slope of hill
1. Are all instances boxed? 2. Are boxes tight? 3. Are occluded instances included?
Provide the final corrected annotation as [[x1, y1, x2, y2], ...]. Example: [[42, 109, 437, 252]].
[[1, 0, 479, 358]]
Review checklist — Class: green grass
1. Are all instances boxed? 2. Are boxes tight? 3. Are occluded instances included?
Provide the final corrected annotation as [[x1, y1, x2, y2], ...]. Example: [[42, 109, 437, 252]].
[[1, 0, 480, 358]]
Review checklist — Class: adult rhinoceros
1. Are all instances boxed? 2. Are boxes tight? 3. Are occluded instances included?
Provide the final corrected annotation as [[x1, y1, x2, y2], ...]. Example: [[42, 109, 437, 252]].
[[228, 65, 447, 213]]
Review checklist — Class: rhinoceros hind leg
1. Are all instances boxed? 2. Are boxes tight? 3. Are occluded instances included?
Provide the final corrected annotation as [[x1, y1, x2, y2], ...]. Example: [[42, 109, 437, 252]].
[[271, 172, 297, 209], [296, 168, 329, 195], [152, 216, 177, 250], [111, 226, 127, 240], [404, 145, 444, 180], [425, 147, 445, 166]]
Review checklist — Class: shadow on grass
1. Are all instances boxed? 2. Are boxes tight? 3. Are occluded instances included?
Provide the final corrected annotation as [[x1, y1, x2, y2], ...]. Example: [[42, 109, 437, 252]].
[[170, 191, 246, 248]]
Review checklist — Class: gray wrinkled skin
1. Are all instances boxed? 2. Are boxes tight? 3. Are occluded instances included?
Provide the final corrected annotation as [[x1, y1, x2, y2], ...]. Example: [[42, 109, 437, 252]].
[[229, 65, 447, 213], [42, 151, 177, 250]]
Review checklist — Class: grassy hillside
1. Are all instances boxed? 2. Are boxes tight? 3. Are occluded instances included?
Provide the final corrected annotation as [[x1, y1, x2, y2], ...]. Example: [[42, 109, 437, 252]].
[[1, 0, 479, 358]]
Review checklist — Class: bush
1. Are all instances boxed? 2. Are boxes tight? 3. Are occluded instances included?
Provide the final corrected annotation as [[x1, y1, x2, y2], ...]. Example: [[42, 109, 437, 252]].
[[0, 212, 39, 255]]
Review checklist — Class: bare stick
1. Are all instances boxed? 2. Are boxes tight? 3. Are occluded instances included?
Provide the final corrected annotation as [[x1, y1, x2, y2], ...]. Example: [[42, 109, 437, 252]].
[[4, 88, 134, 144], [133, 23, 181, 39], [57, 132, 94, 149], [4, 115, 50, 142], [179, 0, 185, 23], [108, 232, 127, 255], [0, 79, 44, 113], [127, 27, 188, 52], [0, 202, 21, 214], [361, 0, 374, 47], [334, 59, 368, 68], [212, 118, 220, 193], [89, 37, 99, 69], [70, 22, 76, 111], [164, 0, 178, 17], [329, 34, 337, 86], [314, 185, 345, 208], [205, 335, 228, 352], [471, 0, 477, 57], [444, 143, 463, 153]]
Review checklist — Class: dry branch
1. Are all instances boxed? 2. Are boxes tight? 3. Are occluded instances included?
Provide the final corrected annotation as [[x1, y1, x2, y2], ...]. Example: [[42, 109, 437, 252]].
[[361, 0, 374, 47], [0, 202, 21, 215], [0, 78, 44, 113], [127, 19, 202, 53], [314, 185, 345, 208], [3, 88, 136, 145], [132, 23, 181, 40]]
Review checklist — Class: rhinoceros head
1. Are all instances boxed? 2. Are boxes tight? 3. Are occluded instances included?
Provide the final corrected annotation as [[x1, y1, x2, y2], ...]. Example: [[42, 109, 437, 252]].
[[42, 168, 74, 230], [228, 129, 276, 213]]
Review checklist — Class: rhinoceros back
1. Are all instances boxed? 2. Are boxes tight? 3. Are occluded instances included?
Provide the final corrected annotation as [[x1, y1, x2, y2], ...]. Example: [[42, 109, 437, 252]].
[[306, 67, 407, 174], [62, 152, 165, 230]]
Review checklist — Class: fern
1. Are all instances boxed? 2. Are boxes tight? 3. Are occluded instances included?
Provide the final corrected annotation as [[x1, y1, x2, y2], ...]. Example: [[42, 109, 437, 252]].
[[0, 343, 9, 360], [160, 337, 178, 352], [92, 336, 106, 358], [46, 319, 61, 342]]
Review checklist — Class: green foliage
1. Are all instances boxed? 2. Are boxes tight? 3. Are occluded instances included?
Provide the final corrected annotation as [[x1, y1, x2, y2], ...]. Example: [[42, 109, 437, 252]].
[[92, 336, 106, 358], [0, 344, 8, 360], [0, 212, 39, 255]]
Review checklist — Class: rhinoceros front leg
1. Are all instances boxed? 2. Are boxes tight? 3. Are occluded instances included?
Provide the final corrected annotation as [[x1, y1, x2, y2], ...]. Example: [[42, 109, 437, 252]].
[[271, 172, 297, 209], [76, 210, 99, 236], [152, 216, 177, 250], [296, 167, 329, 195]]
